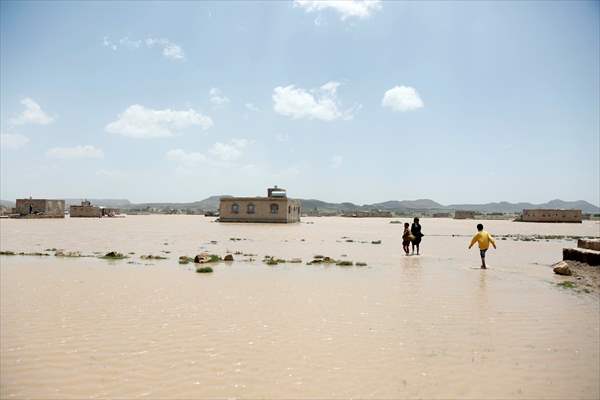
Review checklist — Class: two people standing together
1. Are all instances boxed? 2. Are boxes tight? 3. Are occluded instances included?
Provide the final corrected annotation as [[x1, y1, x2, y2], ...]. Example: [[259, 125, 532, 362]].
[[402, 217, 424, 255], [400, 218, 496, 268]]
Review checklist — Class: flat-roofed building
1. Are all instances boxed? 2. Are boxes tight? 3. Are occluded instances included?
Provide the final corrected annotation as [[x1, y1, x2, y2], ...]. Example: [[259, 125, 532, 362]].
[[219, 186, 301, 223], [70, 200, 102, 217], [454, 210, 476, 219], [433, 212, 451, 218], [521, 209, 582, 223], [15, 198, 65, 218]]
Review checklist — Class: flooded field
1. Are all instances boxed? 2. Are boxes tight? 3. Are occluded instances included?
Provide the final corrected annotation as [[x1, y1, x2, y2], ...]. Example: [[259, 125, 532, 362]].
[[1, 216, 599, 399]]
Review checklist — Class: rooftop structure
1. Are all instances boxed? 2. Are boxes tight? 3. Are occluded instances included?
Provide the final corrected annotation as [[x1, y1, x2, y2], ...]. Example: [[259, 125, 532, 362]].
[[219, 187, 301, 223]]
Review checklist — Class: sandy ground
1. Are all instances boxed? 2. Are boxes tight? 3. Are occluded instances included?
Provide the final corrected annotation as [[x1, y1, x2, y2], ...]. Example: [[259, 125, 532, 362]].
[[1, 216, 599, 399]]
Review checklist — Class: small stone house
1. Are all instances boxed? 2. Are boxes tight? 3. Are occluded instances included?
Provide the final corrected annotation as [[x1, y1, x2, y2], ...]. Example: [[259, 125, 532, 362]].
[[219, 186, 301, 223], [15, 198, 65, 218], [521, 209, 582, 223], [454, 210, 476, 219], [70, 200, 102, 217]]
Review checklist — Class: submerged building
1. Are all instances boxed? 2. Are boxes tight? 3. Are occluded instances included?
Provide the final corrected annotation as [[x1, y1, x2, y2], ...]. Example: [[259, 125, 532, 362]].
[[454, 210, 476, 219], [70, 200, 121, 218], [70, 200, 102, 217], [14, 198, 65, 218], [521, 209, 582, 223], [219, 186, 301, 223]]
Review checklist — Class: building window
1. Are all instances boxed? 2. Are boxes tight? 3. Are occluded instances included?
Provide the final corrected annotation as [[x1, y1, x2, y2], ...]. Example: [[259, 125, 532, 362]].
[[270, 203, 279, 214], [247, 203, 255, 214], [231, 203, 240, 214], [288, 205, 292, 214]]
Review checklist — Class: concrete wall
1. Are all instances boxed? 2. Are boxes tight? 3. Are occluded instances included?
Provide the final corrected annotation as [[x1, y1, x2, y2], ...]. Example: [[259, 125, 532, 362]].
[[219, 197, 301, 223], [433, 213, 451, 218], [70, 205, 102, 217], [15, 199, 65, 218], [522, 209, 582, 223], [454, 211, 476, 219]]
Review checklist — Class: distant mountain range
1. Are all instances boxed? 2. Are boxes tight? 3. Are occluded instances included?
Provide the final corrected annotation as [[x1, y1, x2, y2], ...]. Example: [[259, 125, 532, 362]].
[[2, 197, 598, 214]]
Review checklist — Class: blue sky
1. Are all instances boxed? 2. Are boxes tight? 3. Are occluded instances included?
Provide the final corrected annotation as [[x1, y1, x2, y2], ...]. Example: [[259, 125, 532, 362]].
[[1, 0, 598, 205]]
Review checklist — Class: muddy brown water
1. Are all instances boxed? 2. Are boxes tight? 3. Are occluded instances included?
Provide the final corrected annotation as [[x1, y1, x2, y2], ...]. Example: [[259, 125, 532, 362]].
[[1, 216, 599, 399]]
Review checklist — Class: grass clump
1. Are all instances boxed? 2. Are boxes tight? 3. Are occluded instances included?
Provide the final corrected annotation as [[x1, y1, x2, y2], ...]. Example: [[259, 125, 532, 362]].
[[0, 251, 16, 255], [336, 260, 353, 266], [356, 262, 367, 266], [196, 266, 214, 273], [263, 256, 285, 265], [557, 281, 576, 289], [141, 255, 168, 260], [371, 240, 382, 245], [179, 256, 194, 264]]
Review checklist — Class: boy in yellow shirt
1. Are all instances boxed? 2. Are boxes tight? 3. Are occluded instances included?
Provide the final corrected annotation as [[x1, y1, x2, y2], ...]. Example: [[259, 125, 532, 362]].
[[468, 223, 496, 269]]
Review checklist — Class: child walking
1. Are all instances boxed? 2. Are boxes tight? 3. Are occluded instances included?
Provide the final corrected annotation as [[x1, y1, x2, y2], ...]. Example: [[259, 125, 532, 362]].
[[468, 223, 497, 269], [402, 223, 413, 255]]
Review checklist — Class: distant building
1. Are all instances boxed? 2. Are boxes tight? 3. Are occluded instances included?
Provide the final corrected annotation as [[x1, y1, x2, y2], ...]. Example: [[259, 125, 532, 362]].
[[70, 201, 121, 218], [521, 209, 582, 223], [342, 210, 393, 218], [70, 200, 102, 217], [454, 210, 476, 219], [219, 186, 301, 223], [433, 212, 451, 218], [14, 198, 65, 218]]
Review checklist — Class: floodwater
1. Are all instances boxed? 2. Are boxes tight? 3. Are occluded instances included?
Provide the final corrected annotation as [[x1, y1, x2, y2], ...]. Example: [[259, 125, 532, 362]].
[[1, 216, 599, 399]]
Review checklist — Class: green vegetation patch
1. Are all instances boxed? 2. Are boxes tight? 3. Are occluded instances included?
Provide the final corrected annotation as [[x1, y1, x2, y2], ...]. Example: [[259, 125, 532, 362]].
[[556, 281, 576, 289], [179, 256, 194, 264], [0, 251, 16, 256], [196, 266, 214, 273], [336, 260, 354, 266]]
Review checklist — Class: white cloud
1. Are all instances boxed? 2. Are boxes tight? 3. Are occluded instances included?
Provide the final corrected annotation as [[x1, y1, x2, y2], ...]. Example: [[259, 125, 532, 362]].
[[10, 98, 54, 125], [119, 37, 142, 48], [209, 139, 248, 161], [276, 133, 289, 142], [331, 155, 343, 168], [165, 149, 208, 167], [273, 81, 354, 121], [103, 36, 117, 50], [46, 145, 104, 159], [106, 104, 213, 138], [382, 86, 424, 112], [294, 0, 382, 20], [209, 88, 230, 106], [245, 103, 260, 112], [103, 36, 185, 61], [166, 139, 249, 169], [0, 133, 30, 150], [145, 37, 185, 60]]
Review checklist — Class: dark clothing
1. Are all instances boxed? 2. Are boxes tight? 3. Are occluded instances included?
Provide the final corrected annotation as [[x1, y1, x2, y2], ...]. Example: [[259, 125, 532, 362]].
[[411, 223, 423, 244], [480, 249, 488, 258]]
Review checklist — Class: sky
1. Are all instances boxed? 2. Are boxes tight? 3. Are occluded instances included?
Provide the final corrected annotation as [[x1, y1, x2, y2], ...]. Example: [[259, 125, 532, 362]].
[[1, 0, 599, 205]]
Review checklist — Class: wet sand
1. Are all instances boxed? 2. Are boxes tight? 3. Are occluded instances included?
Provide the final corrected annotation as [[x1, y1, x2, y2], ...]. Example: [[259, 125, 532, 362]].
[[1, 216, 599, 399]]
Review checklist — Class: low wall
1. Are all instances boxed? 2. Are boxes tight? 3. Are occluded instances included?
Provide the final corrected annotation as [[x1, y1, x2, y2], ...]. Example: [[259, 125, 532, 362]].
[[563, 248, 600, 266], [578, 239, 600, 252], [70, 205, 102, 218]]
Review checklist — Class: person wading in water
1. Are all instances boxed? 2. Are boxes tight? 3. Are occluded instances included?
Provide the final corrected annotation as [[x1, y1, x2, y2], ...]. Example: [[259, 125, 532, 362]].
[[410, 217, 424, 255]]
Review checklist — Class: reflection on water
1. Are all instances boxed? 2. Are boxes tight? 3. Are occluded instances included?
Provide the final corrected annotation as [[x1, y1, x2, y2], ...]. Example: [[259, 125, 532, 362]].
[[0, 216, 598, 399]]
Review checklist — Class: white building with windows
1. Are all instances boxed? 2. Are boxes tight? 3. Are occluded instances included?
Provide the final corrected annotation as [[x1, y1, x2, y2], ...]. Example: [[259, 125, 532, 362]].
[[218, 186, 301, 223]]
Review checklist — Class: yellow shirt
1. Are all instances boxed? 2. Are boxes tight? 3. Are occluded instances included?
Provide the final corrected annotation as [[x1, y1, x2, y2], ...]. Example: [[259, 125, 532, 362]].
[[470, 230, 496, 250]]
